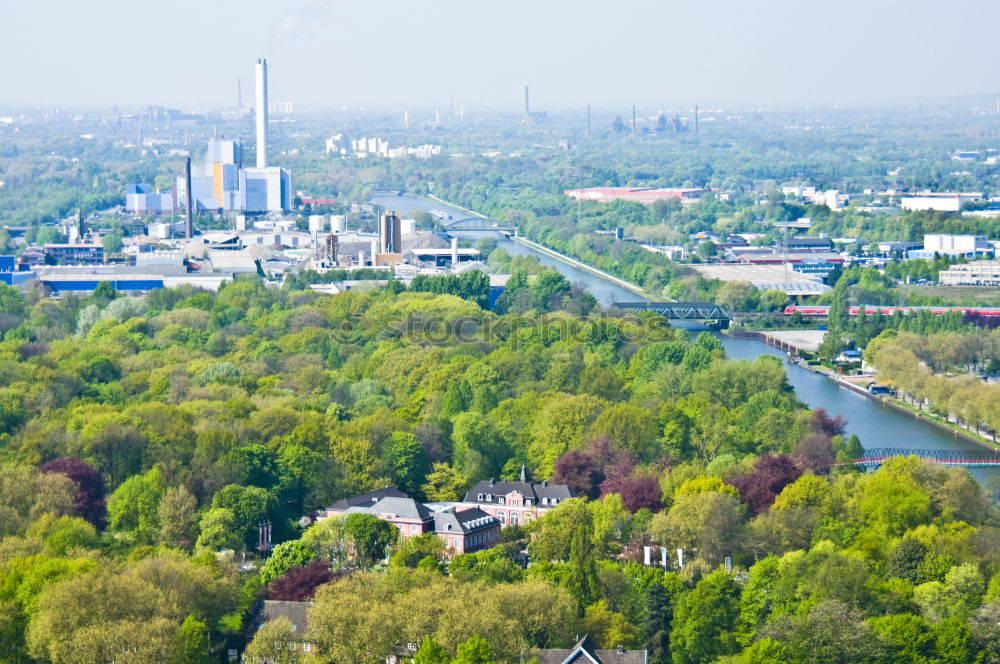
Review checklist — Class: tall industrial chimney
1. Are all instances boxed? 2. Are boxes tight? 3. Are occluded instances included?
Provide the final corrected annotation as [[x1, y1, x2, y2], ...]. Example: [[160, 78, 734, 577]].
[[524, 86, 530, 117], [255, 59, 269, 168], [237, 78, 242, 109], [587, 105, 591, 138], [694, 104, 699, 134], [379, 210, 401, 254], [632, 105, 636, 134], [184, 157, 193, 239]]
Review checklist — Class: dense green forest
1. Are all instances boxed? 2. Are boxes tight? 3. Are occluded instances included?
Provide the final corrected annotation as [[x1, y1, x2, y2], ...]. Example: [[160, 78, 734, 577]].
[[0, 275, 997, 663], [5, 112, 1000, 663]]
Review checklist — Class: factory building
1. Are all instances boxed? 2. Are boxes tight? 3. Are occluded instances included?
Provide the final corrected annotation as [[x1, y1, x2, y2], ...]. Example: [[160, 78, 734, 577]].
[[125, 184, 174, 215], [126, 58, 292, 216], [379, 211, 402, 254], [240, 167, 292, 212]]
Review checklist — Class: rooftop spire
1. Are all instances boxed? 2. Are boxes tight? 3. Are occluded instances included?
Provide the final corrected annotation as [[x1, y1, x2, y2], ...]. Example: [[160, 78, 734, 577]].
[[519, 463, 527, 483]]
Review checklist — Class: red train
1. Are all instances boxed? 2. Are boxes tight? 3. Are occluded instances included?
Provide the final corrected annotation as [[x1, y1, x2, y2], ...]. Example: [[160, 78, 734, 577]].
[[783, 305, 1000, 317]]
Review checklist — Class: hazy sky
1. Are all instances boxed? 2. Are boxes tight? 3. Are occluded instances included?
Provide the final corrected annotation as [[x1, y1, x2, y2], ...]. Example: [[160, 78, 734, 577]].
[[4, 0, 999, 110]]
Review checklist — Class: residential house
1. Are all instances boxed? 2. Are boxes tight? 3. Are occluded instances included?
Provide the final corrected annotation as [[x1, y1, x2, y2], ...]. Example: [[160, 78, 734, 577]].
[[461, 469, 576, 527], [534, 635, 648, 664], [243, 600, 315, 661], [321, 488, 501, 555]]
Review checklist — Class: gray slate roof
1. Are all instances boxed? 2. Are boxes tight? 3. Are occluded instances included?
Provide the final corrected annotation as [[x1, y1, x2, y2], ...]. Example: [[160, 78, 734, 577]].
[[344, 495, 433, 522], [433, 507, 499, 534], [534, 635, 647, 664], [326, 487, 407, 512], [245, 600, 311, 639], [463, 480, 575, 505]]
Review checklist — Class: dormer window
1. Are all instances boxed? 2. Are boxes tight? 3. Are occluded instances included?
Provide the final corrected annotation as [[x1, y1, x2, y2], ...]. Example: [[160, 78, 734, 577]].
[[486, 494, 493, 501], [541, 497, 548, 505], [551, 498, 558, 505], [477, 493, 484, 500], [526, 499, 533, 506], [498, 497, 505, 505]]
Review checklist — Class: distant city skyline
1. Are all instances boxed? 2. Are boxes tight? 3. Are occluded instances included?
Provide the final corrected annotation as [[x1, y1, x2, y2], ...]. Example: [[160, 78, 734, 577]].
[[4, 0, 1000, 110]]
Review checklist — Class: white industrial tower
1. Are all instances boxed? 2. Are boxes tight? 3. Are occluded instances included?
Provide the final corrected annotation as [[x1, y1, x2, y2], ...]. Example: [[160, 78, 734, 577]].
[[255, 59, 268, 168]]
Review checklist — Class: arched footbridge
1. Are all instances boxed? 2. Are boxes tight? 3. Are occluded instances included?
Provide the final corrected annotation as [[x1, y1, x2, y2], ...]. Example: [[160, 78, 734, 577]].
[[443, 217, 516, 232], [853, 448, 1000, 468]]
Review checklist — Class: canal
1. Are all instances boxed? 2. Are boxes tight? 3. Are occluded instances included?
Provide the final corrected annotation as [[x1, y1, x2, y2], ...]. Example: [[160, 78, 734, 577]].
[[372, 194, 998, 482]]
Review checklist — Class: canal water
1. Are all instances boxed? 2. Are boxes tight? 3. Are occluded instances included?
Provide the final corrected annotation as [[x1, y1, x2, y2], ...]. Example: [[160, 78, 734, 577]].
[[372, 194, 998, 483], [373, 194, 633, 306]]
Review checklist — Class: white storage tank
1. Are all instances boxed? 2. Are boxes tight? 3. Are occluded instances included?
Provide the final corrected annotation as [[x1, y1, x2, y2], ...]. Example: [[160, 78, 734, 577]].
[[309, 215, 326, 234], [331, 215, 346, 233], [401, 218, 417, 235]]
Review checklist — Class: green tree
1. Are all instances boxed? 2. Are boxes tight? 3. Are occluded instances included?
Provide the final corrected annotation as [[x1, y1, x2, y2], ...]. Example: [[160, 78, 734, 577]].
[[170, 615, 212, 664], [422, 463, 467, 502], [195, 508, 242, 552], [384, 431, 431, 497], [883, 537, 928, 583], [670, 570, 741, 664], [27, 513, 99, 555], [157, 485, 198, 549], [344, 513, 397, 568], [644, 581, 674, 664], [244, 617, 299, 664], [413, 637, 451, 664], [106, 467, 166, 543], [211, 484, 274, 550], [564, 524, 599, 609], [260, 540, 316, 585], [452, 635, 495, 664], [931, 617, 975, 664], [391, 533, 445, 569], [101, 233, 124, 257], [868, 614, 933, 664]]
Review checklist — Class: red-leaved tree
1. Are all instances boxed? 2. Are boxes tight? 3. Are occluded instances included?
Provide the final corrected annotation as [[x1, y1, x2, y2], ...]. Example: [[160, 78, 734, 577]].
[[553, 435, 638, 499], [267, 559, 343, 601], [729, 454, 802, 515], [39, 457, 106, 528], [599, 472, 662, 512]]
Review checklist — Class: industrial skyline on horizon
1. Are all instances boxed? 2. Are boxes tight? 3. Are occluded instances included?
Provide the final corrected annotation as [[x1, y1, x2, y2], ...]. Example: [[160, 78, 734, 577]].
[[3, 0, 1000, 110]]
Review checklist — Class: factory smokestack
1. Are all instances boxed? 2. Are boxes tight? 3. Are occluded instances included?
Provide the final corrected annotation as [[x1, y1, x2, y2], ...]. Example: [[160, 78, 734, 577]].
[[587, 104, 591, 138], [694, 104, 699, 134], [524, 85, 529, 116], [184, 157, 193, 239], [237, 78, 242, 109], [255, 59, 269, 168]]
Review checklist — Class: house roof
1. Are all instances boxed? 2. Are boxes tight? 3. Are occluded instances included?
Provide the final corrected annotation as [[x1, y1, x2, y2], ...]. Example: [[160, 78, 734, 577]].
[[343, 495, 433, 522], [433, 507, 499, 534], [244, 600, 312, 639], [326, 487, 408, 512], [371, 496, 433, 521], [534, 635, 647, 664], [463, 479, 575, 505]]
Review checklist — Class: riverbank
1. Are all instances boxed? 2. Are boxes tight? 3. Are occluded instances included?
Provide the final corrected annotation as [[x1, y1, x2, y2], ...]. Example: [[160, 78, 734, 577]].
[[375, 192, 999, 478], [725, 329, 1000, 452], [725, 329, 825, 353], [427, 193, 651, 300], [426, 193, 486, 219], [510, 237, 650, 299]]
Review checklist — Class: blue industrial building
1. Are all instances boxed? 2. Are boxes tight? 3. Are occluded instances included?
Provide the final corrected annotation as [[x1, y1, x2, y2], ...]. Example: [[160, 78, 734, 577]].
[[39, 277, 165, 294], [125, 184, 174, 215], [0, 256, 35, 286]]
